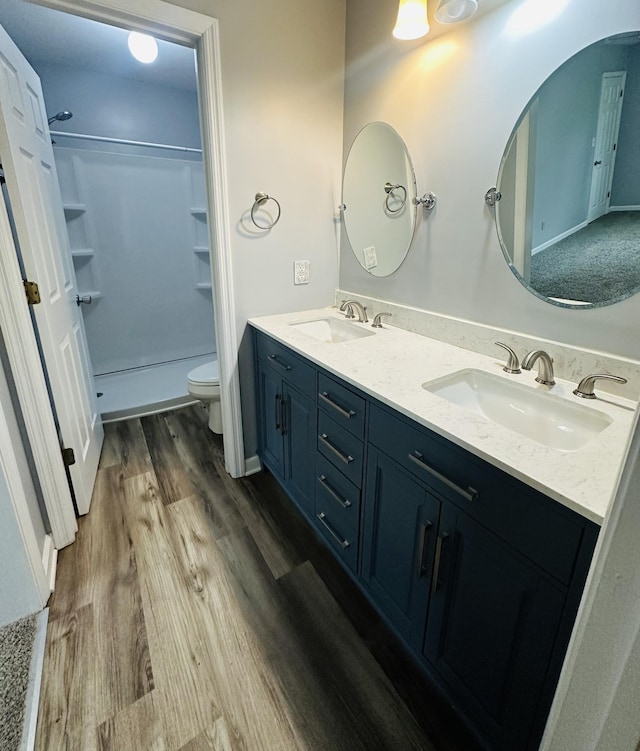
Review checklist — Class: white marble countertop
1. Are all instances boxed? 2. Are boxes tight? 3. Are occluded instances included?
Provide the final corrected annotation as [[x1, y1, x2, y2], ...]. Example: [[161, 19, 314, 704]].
[[249, 307, 638, 525]]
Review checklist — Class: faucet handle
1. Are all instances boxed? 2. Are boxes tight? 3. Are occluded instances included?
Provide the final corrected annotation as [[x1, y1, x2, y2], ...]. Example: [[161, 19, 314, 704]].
[[340, 300, 356, 319], [372, 312, 392, 328], [495, 342, 521, 374], [573, 374, 628, 399]]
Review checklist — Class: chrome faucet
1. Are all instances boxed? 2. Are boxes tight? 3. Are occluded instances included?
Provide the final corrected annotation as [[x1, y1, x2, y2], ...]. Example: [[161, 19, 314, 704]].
[[573, 374, 627, 399], [522, 350, 555, 386], [339, 299, 368, 323]]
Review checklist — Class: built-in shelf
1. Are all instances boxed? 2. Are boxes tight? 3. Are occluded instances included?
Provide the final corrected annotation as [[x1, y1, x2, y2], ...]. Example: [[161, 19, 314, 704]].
[[190, 208, 207, 216], [71, 248, 94, 258], [63, 203, 86, 214], [195, 282, 212, 290], [193, 246, 210, 255]]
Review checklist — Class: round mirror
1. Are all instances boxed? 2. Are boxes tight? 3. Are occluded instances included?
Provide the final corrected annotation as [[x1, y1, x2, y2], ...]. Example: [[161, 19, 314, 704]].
[[342, 122, 417, 277], [495, 32, 640, 308]]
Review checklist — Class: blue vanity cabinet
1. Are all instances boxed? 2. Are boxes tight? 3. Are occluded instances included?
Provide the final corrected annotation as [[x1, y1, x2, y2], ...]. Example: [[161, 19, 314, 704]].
[[251, 330, 599, 751], [255, 331, 316, 517]]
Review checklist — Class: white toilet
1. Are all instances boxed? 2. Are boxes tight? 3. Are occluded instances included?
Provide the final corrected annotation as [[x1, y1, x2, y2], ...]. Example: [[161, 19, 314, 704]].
[[187, 358, 222, 434]]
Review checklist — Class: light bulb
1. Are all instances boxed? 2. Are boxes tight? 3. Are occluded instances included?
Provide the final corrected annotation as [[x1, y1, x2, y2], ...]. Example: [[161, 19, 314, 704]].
[[127, 32, 158, 64], [393, 0, 430, 41]]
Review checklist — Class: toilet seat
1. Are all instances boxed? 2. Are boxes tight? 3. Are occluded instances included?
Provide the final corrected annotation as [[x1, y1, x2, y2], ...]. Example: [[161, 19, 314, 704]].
[[187, 360, 219, 386]]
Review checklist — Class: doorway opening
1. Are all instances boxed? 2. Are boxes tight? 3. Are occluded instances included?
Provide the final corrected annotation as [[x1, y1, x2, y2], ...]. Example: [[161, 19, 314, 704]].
[[1, 0, 218, 424]]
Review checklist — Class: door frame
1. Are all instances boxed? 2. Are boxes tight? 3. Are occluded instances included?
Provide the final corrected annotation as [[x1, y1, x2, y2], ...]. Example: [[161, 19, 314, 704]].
[[4, 1, 245, 499]]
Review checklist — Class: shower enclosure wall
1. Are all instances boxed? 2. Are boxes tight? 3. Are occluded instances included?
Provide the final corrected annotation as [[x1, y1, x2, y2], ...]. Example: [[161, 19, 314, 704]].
[[54, 140, 216, 421]]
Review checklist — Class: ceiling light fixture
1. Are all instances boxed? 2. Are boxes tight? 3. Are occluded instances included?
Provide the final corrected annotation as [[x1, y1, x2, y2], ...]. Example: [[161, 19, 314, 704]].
[[393, 0, 429, 40], [435, 0, 478, 23], [127, 31, 158, 64]]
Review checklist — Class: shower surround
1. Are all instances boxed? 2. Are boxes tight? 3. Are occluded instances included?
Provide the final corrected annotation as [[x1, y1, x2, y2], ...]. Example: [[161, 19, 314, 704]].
[[55, 143, 216, 420]]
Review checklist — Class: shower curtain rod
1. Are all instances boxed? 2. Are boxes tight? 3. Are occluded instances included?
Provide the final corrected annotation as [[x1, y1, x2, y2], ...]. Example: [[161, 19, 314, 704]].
[[49, 130, 202, 154]]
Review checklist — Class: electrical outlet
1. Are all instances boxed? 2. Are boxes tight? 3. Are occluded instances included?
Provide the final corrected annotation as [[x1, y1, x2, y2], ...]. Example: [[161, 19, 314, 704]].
[[294, 260, 310, 285], [363, 246, 377, 270]]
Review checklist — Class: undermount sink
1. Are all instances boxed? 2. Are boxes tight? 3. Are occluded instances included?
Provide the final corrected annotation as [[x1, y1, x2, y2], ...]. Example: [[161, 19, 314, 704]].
[[289, 317, 375, 344], [423, 368, 612, 452]]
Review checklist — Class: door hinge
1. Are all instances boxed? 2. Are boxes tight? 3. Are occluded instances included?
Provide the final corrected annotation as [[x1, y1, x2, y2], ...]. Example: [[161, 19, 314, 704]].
[[62, 446, 76, 466], [23, 279, 41, 305]]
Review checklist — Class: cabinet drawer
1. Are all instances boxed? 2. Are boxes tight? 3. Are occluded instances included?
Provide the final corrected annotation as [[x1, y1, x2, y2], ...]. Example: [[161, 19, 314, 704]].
[[314, 458, 360, 572], [255, 332, 316, 398], [316, 454, 360, 541], [318, 373, 366, 438], [318, 411, 364, 487], [369, 403, 586, 585]]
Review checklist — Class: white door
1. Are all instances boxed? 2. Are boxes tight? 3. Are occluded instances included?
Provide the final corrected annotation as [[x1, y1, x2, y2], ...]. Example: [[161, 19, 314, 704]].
[[587, 71, 626, 223], [0, 23, 103, 515]]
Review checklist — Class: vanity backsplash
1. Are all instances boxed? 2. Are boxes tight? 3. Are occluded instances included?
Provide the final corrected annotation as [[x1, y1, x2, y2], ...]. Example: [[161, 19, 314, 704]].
[[336, 289, 640, 400]]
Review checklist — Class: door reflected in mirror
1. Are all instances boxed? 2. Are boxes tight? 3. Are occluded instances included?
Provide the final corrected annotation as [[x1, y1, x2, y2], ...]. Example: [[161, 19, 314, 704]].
[[495, 32, 640, 308], [342, 122, 417, 277]]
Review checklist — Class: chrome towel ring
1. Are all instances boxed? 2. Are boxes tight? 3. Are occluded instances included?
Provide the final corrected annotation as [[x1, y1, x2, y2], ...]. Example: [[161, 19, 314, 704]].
[[384, 182, 407, 213], [251, 192, 281, 230]]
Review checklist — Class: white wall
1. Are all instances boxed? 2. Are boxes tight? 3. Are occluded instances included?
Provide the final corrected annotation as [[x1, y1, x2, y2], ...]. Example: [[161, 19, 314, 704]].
[[160, 0, 346, 454], [340, 0, 640, 361]]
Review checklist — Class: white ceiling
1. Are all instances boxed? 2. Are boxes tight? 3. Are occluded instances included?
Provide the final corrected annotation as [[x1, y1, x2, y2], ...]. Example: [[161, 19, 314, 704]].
[[0, 0, 197, 91]]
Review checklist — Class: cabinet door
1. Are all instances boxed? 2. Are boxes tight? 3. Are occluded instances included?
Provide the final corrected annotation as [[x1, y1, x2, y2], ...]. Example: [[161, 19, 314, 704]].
[[424, 503, 565, 750], [284, 383, 315, 516], [362, 449, 440, 649], [257, 361, 285, 478]]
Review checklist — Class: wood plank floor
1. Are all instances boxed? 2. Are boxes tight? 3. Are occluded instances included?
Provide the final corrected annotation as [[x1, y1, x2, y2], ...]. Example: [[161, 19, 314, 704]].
[[35, 405, 480, 751]]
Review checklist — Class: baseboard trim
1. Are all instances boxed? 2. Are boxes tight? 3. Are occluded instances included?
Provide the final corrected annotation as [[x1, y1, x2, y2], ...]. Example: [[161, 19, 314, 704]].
[[609, 205, 640, 212], [20, 609, 48, 751], [531, 220, 588, 256], [244, 454, 262, 476]]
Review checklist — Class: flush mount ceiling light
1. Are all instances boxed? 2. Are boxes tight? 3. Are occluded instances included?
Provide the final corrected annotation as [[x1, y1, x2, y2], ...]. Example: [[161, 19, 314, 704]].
[[393, 0, 430, 40], [435, 0, 478, 23], [127, 31, 158, 63]]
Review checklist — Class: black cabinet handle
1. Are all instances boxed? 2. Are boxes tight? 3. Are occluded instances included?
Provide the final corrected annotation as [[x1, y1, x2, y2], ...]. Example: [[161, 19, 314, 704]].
[[431, 532, 449, 593], [318, 475, 352, 508], [319, 391, 356, 419], [408, 451, 478, 503], [268, 353, 292, 372], [274, 394, 281, 432], [416, 521, 433, 578], [317, 512, 350, 549], [319, 433, 354, 465]]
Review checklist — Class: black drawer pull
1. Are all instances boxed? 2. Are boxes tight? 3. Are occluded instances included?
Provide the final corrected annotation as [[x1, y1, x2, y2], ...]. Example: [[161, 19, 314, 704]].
[[317, 512, 350, 549], [431, 532, 449, 593], [416, 521, 433, 578], [274, 394, 281, 432], [268, 354, 292, 372], [320, 433, 354, 465], [318, 475, 352, 508], [319, 391, 356, 419], [408, 451, 478, 503]]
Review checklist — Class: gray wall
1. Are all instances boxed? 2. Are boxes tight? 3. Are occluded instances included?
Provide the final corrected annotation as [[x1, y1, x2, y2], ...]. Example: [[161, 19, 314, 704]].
[[531, 43, 629, 249], [34, 60, 201, 149], [611, 46, 640, 208], [339, 0, 640, 362]]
